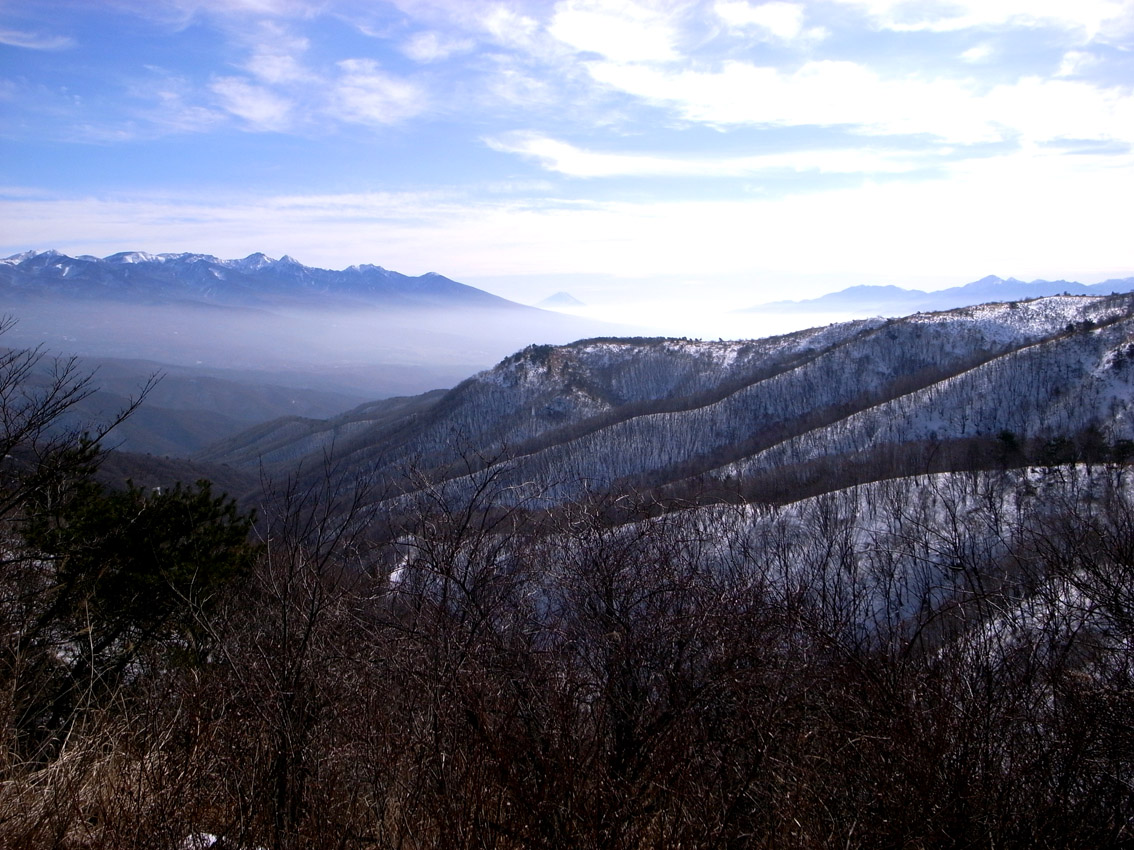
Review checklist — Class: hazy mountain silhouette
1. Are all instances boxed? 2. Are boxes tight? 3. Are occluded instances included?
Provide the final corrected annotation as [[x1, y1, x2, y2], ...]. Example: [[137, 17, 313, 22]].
[[745, 274, 1134, 315]]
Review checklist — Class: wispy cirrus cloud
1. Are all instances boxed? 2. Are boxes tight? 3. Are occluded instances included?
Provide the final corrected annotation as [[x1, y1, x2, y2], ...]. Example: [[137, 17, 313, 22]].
[[210, 76, 294, 130], [242, 23, 312, 84], [115, 0, 325, 25], [0, 27, 75, 50], [470, 4, 543, 50], [141, 72, 226, 133], [332, 59, 428, 126], [191, 10, 432, 131], [401, 30, 475, 63]]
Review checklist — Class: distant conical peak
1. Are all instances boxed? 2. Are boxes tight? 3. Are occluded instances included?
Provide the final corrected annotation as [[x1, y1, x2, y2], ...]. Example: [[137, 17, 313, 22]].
[[540, 291, 586, 307]]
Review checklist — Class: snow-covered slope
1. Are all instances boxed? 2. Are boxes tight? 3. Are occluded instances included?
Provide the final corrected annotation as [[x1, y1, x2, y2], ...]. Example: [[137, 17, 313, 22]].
[[202, 293, 1134, 510]]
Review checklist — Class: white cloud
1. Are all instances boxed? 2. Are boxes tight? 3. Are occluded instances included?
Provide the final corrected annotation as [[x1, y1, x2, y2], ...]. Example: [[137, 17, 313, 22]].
[[209, 76, 293, 130], [402, 31, 475, 62], [585, 59, 979, 139], [714, 1, 806, 40], [243, 23, 311, 83], [80, 20, 431, 137], [333, 59, 427, 125], [148, 81, 226, 133], [488, 132, 928, 176], [583, 58, 1134, 146], [484, 63, 557, 108], [549, 0, 684, 62], [830, 0, 1133, 40], [0, 28, 75, 50], [1056, 50, 1099, 77], [478, 4, 542, 49], [984, 76, 1134, 145], [960, 43, 993, 63], [245, 51, 309, 84]]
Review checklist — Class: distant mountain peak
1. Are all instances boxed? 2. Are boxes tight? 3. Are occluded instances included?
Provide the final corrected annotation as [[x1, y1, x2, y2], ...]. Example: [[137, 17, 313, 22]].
[[1, 249, 41, 264], [539, 291, 586, 309], [234, 252, 275, 270], [160, 252, 222, 264], [106, 251, 159, 264], [747, 274, 1134, 315]]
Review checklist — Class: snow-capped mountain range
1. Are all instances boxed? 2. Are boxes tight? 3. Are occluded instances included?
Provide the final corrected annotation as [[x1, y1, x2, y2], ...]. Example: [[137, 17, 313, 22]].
[[0, 249, 521, 309]]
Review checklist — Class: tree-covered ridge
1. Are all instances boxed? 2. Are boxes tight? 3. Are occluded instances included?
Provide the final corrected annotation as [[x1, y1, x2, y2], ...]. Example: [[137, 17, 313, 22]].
[[202, 292, 1134, 515]]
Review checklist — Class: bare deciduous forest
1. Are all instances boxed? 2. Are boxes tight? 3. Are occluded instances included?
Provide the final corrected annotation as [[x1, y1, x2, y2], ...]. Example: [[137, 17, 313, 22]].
[[2, 317, 1133, 849]]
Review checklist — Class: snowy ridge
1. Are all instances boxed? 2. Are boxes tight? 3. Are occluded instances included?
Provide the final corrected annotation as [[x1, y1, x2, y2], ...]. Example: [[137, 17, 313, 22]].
[[718, 320, 1134, 483], [201, 292, 1134, 513]]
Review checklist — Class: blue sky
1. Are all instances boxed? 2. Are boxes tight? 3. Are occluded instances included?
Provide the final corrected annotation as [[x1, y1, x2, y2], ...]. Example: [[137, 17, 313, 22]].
[[2, 0, 1133, 327]]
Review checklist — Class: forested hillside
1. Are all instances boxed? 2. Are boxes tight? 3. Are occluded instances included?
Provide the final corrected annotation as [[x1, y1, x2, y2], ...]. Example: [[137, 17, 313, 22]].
[[204, 292, 1134, 509], [1, 295, 1132, 848]]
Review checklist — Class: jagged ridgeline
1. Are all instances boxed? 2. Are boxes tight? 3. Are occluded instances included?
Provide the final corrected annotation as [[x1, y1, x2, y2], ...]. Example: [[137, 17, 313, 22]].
[[201, 291, 1134, 510]]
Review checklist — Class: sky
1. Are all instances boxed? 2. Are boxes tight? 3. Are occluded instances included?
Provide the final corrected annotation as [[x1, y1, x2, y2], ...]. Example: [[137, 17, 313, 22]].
[[2, 0, 1134, 331]]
